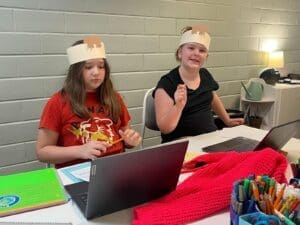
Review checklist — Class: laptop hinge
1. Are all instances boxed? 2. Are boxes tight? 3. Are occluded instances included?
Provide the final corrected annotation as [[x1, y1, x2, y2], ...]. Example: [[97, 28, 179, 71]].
[[91, 164, 96, 177]]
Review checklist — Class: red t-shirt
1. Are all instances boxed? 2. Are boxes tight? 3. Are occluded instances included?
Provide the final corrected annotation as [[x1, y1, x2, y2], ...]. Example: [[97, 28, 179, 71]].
[[39, 91, 131, 168]]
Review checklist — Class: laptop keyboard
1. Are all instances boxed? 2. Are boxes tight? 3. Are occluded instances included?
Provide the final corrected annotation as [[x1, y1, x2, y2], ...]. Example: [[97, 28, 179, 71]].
[[202, 136, 259, 152], [72, 192, 88, 213], [79, 192, 88, 204]]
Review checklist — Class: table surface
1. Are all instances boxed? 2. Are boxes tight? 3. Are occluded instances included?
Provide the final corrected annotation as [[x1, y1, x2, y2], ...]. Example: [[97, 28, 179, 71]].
[[1, 125, 299, 225], [273, 83, 300, 89]]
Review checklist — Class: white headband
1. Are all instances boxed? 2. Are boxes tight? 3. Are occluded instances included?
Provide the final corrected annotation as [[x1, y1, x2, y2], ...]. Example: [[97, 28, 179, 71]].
[[67, 36, 106, 65], [179, 26, 211, 50]]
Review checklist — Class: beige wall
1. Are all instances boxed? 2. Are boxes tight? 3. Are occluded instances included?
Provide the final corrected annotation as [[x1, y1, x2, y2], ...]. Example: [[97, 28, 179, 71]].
[[1, 0, 300, 174]]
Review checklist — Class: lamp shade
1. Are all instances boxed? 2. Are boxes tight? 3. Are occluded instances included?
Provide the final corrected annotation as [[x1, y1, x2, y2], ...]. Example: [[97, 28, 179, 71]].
[[268, 51, 284, 68]]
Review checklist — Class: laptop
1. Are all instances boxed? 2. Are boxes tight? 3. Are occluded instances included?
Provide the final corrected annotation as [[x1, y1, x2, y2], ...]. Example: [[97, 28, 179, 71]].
[[202, 119, 299, 153], [64, 140, 188, 220]]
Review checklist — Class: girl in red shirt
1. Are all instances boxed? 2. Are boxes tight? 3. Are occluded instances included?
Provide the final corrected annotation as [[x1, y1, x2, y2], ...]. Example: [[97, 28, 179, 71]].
[[36, 36, 141, 168]]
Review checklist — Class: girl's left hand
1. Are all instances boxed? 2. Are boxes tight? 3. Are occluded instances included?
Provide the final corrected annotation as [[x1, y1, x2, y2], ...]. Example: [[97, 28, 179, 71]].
[[119, 129, 142, 148], [225, 118, 245, 127]]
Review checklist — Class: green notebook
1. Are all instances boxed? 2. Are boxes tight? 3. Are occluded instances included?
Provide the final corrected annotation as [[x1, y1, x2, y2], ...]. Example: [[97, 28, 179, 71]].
[[0, 168, 67, 217]]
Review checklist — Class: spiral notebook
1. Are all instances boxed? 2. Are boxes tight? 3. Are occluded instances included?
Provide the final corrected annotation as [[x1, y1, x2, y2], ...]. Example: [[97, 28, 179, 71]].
[[0, 168, 67, 217]]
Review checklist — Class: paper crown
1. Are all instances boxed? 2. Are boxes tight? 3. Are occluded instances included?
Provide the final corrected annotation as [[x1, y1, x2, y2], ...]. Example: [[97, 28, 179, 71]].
[[67, 36, 106, 65], [178, 26, 211, 50]]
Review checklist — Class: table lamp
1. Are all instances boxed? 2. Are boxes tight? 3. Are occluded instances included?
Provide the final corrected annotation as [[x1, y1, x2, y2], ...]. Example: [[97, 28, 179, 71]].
[[259, 51, 284, 85], [268, 51, 284, 69]]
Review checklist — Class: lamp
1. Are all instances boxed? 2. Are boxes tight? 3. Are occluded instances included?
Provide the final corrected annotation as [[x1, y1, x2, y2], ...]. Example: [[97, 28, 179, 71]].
[[268, 51, 284, 69], [259, 51, 284, 85]]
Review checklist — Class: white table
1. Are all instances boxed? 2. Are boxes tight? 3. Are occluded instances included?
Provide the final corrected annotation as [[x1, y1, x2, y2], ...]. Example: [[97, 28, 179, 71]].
[[1, 125, 299, 225]]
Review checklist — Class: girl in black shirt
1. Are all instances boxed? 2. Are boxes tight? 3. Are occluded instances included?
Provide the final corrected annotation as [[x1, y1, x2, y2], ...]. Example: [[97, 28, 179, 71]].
[[154, 26, 244, 143]]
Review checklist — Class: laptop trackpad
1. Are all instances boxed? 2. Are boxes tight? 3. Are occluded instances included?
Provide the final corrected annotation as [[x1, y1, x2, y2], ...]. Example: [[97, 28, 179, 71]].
[[65, 181, 89, 213]]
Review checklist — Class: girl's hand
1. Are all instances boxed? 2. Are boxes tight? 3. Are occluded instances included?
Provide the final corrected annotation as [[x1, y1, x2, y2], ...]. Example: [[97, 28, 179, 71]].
[[119, 129, 142, 148], [174, 84, 187, 109], [225, 118, 244, 127], [79, 141, 112, 160]]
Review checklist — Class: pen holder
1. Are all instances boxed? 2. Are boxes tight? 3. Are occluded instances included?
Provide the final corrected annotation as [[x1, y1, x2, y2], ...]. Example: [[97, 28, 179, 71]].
[[230, 175, 274, 225], [239, 212, 281, 225], [231, 176, 300, 225], [230, 204, 239, 225], [230, 199, 259, 225]]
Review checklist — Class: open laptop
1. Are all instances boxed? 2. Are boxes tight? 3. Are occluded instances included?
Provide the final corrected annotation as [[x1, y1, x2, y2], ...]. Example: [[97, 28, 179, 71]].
[[202, 119, 299, 153], [64, 140, 188, 220]]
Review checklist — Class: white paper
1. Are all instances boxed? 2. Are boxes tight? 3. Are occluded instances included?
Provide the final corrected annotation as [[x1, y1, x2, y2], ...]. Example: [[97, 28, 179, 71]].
[[70, 166, 90, 182], [60, 162, 91, 183]]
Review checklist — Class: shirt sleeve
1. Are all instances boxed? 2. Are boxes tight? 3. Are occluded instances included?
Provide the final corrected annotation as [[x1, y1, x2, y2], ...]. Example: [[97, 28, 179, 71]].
[[154, 67, 180, 101], [39, 92, 63, 133]]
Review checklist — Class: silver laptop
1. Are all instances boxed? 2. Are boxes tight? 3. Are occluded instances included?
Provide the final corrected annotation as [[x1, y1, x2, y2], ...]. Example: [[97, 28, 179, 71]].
[[202, 119, 299, 152], [65, 140, 188, 220]]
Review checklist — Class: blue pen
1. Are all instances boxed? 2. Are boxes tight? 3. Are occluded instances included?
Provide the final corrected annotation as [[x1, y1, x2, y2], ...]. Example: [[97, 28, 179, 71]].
[[261, 175, 269, 193], [246, 197, 256, 214], [233, 181, 239, 200]]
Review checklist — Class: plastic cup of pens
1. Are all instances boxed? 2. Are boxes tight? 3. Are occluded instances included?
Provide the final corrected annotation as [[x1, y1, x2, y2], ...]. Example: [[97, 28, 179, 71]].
[[230, 175, 300, 225], [230, 174, 261, 225]]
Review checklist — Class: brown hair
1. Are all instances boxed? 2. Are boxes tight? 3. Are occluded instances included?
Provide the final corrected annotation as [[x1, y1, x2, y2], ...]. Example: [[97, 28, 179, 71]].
[[62, 40, 121, 123], [175, 26, 193, 62]]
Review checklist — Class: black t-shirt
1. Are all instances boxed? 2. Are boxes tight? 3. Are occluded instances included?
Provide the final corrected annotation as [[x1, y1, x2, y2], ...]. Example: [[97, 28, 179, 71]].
[[154, 66, 219, 143]]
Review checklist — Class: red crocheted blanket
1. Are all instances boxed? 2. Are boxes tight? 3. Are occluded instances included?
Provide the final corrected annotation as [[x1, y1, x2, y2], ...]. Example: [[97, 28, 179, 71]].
[[132, 148, 288, 225]]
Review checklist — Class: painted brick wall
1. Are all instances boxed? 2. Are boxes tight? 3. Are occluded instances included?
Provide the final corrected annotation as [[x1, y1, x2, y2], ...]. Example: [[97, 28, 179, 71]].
[[1, 0, 300, 174]]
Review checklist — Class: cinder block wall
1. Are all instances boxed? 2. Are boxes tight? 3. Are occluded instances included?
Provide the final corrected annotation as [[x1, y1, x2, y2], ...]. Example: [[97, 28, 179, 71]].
[[1, 0, 300, 174]]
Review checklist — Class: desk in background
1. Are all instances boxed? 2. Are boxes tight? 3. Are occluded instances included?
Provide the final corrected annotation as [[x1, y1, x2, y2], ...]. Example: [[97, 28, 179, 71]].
[[0, 125, 299, 225]]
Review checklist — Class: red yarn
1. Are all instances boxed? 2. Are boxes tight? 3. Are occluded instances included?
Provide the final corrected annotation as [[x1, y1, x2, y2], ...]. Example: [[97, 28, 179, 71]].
[[132, 148, 288, 225]]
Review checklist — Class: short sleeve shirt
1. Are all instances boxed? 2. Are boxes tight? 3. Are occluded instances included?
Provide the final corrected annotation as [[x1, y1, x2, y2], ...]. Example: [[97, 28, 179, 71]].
[[154, 67, 219, 143], [39, 91, 131, 168]]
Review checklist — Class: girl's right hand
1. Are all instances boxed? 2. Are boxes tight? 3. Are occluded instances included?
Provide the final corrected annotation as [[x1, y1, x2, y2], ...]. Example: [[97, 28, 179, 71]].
[[79, 141, 112, 160], [174, 84, 187, 109]]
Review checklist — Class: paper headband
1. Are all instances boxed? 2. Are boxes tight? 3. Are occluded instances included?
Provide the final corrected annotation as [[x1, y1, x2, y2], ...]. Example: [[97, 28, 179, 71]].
[[178, 26, 211, 50], [67, 36, 106, 65]]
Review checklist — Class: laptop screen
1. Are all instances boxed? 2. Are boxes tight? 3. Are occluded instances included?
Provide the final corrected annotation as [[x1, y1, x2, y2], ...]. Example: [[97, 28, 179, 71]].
[[255, 119, 299, 150], [66, 140, 189, 219]]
